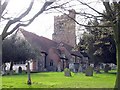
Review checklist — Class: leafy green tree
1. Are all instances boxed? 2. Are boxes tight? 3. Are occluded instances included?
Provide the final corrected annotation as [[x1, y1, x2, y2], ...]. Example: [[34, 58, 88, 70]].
[[3, 35, 36, 63], [77, 2, 120, 88], [2, 34, 38, 85], [78, 17, 117, 66], [1, 0, 120, 88]]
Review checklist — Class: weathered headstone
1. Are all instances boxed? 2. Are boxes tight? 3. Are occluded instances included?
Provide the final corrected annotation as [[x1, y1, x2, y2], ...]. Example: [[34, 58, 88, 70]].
[[85, 65, 93, 76], [64, 68, 71, 77]]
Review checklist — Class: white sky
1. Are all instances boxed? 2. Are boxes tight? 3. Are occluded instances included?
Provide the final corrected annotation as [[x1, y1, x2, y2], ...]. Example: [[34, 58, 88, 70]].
[[1, 0, 55, 39], [1, 0, 105, 40]]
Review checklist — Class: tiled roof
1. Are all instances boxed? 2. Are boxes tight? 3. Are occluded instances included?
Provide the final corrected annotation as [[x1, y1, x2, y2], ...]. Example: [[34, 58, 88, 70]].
[[19, 29, 72, 54], [21, 29, 56, 52], [16, 29, 85, 60]]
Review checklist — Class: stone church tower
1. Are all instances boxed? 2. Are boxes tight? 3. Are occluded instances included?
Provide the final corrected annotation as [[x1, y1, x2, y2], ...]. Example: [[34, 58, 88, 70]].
[[52, 9, 76, 47]]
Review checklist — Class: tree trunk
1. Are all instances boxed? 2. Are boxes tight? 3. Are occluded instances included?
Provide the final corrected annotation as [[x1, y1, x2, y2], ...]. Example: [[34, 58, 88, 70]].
[[115, 43, 120, 90], [114, 43, 120, 89], [27, 61, 32, 85], [114, 12, 120, 89], [117, 43, 120, 89], [0, 0, 2, 21]]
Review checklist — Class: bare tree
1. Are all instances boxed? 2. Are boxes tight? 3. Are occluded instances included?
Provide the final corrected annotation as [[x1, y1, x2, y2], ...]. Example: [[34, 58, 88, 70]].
[[1, 0, 72, 40], [1, 0, 120, 88], [52, 0, 120, 89], [81, 1, 119, 89], [1, 0, 9, 16], [0, 0, 71, 85], [72, 0, 120, 88], [1, 0, 54, 40]]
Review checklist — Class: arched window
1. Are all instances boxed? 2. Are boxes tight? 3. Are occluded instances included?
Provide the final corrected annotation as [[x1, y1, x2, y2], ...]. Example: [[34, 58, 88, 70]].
[[50, 60, 53, 66]]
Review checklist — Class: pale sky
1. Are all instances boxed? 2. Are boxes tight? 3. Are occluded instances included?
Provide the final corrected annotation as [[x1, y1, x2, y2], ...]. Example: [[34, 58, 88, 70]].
[[1, 0, 55, 39], [1, 0, 105, 40]]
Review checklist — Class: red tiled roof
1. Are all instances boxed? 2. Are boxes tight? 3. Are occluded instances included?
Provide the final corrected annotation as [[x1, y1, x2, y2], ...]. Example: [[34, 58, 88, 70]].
[[19, 29, 72, 54], [16, 29, 84, 60]]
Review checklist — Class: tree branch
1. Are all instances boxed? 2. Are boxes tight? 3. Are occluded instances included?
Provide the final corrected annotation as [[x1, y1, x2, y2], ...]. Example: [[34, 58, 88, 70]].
[[46, 1, 71, 11], [1, 0, 9, 15], [2, 1, 55, 40], [1, 16, 12, 20], [55, 9, 112, 28], [75, 12, 103, 19], [2, 0, 34, 38], [77, 0, 109, 19], [103, 2, 115, 21]]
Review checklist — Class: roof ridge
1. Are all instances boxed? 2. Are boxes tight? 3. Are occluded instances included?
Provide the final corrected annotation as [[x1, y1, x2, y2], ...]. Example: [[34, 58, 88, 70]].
[[18, 28, 55, 42]]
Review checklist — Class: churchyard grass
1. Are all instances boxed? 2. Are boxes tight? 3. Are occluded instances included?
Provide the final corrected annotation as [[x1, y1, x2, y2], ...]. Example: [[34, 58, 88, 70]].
[[2, 70, 116, 88]]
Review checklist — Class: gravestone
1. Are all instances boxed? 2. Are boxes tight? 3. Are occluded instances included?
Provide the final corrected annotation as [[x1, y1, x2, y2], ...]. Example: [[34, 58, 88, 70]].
[[64, 68, 71, 77], [104, 64, 110, 73], [69, 63, 74, 72], [2, 64, 6, 75], [18, 66, 22, 74], [57, 64, 61, 72], [78, 65, 83, 72], [82, 64, 86, 73], [74, 63, 79, 73], [85, 65, 93, 76], [95, 66, 101, 74]]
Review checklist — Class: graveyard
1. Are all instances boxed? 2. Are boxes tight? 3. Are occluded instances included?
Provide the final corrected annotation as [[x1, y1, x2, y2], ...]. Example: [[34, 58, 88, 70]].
[[2, 70, 116, 88], [1, 0, 120, 89]]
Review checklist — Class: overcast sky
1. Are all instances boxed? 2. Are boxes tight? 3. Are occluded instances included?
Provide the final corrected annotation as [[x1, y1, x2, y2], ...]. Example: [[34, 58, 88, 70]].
[[1, 0, 105, 40]]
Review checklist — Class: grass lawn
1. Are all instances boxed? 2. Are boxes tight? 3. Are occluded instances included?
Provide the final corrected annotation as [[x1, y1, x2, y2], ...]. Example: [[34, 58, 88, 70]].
[[2, 71, 116, 88]]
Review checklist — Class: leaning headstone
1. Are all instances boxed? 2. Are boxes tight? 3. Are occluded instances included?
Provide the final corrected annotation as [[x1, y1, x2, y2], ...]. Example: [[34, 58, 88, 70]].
[[64, 68, 71, 77], [85, 65, 93, 76]]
